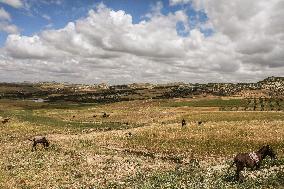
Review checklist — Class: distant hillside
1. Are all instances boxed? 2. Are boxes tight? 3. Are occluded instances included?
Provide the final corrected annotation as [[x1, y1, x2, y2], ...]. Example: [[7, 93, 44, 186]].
[[259, 76, 284, 83], [0, 77, 283, 102]]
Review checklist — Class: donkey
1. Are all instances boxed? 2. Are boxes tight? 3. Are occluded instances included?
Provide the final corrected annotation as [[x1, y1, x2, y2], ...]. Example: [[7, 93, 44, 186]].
[[230, 145, 276, 181], [29, 136, 50, 152]]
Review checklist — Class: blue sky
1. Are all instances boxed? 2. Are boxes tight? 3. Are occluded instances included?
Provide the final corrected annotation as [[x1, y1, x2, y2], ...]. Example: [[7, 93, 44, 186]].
[[0, 0, 211, 46], [0, 0, 283, 84]]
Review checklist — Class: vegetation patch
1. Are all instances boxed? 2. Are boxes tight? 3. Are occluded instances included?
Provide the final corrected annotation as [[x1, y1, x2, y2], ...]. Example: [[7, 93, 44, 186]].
[[164, 99, 247, 108], [1, 98, 284, 188]]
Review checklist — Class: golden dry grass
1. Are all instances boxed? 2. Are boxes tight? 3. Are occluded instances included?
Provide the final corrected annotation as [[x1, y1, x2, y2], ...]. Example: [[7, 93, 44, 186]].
[[0, 98, 284, 188]]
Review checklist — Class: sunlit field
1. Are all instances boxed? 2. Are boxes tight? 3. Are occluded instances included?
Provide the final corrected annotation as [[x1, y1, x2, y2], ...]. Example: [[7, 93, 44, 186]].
[[0, 0, 283, 187], [1, 98, 284, 188]]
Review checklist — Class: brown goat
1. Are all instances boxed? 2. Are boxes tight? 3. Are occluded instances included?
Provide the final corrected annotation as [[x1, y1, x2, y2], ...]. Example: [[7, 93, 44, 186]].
[[102, 112, 110, 118], [181, 119, 186, 127], [2, 118, 10, 124], [29, 136, 50, 151]]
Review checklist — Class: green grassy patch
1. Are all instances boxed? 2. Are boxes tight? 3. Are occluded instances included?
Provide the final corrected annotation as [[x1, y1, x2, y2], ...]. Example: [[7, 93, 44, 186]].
[[183, 111, 284, 122], [0, 109, 140, 134], [164, 99, 247, 108]]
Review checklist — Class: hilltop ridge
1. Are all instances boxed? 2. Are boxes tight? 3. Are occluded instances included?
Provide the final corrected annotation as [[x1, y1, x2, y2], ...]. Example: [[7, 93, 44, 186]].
[[0, 76, 283, 102]]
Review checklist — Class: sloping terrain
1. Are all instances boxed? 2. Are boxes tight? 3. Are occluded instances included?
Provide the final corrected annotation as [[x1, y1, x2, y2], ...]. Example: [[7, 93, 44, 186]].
[[0, 98, 284, 188]]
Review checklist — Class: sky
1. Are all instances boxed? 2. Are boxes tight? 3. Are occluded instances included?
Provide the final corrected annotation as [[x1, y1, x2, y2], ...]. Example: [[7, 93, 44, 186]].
[[0, 0, 283, 84]]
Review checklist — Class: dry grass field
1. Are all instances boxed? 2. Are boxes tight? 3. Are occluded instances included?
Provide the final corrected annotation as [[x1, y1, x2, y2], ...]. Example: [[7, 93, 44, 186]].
[[0, 98, 284, 188]]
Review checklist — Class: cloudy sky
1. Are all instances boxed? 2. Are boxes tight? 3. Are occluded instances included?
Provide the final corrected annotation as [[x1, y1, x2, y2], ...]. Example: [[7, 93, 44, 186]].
[[0, 0, 283, 84]]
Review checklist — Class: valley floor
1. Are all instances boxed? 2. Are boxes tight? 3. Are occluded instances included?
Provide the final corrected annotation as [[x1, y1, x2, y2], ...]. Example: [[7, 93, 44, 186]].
[[0, 98, 284, 188]]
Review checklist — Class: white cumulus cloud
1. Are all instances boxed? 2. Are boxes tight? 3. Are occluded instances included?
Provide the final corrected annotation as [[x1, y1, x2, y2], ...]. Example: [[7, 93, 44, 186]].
[[0, 0, 23, 8], [0, 7, 10, 20], [0, 1, 283, 84], [169, 0, 191, 6], [0, 7, 19, 34], [0, 22, 18, 33]]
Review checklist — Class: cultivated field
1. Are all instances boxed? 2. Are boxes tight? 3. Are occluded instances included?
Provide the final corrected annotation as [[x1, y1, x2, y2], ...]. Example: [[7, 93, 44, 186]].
[[0, 97, 284, 188]]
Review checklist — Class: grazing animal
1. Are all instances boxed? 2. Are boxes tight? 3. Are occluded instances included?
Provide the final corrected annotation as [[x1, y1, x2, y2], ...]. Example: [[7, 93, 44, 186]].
[[29, 136, 50, 151], [1, 118, 10, 124], [126, 132, 132, 137], [198, 121, 203, 125], [102, 112, 110, 118], [230, 145, 276, 181], [93, 115, 97, 118], [181, 119, 186, 127], [72, 115, 75, 118]]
